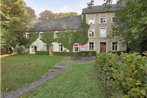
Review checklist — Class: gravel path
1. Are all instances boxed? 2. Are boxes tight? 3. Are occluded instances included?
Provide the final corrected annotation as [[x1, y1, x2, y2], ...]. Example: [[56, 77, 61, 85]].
[[3, 56, 95, 98]]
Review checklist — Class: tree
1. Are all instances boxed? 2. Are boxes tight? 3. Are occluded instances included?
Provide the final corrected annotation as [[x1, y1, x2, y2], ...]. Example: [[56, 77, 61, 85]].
[[26, 6, 36, 21], [1, 0, 29, 47], [87, 0, 94, 8], [106, 0, 147, 52], [55, 12, 78, 18], [38, 10, 55, 20], [68, 12, 78, 16]]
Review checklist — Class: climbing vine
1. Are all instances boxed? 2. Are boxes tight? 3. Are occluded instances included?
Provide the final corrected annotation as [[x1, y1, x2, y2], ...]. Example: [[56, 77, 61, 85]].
[[25, 15, 89, 51]]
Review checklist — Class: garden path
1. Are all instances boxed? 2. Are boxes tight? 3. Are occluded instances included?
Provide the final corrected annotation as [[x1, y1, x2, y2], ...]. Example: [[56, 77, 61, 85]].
[[3, 56, 95, 98]]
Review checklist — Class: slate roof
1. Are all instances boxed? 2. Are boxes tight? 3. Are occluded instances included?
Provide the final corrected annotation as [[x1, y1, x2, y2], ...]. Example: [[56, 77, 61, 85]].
[[27, 16, 82, 32], [82, 4, 118, 14]]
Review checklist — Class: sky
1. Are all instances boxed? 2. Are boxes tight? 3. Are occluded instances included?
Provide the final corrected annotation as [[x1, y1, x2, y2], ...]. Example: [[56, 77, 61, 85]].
[[24, 0, 117, 16]]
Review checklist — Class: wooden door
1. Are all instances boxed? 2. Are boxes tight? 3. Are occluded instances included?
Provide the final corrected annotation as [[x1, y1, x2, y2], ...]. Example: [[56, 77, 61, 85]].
[[100, 42, 106, 52]]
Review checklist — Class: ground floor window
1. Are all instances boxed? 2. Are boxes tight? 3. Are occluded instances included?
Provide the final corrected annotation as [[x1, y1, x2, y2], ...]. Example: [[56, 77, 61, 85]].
[[73, 43, 79, 52], [112, 42, 118, 51], [89, 42, 95, 51], [59, 43, 63, 52]]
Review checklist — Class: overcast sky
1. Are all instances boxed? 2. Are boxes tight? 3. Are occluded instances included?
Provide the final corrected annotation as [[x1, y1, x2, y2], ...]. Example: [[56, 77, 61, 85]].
[[24, 0, 117, 16]]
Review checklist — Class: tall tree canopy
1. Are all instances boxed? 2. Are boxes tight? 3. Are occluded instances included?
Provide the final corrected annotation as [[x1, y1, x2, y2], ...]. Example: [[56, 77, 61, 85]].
[[38, 10, 55, 20], [26, 6, 36, 21], [1, 0, 29, 47], [106, 0, 147, 51]]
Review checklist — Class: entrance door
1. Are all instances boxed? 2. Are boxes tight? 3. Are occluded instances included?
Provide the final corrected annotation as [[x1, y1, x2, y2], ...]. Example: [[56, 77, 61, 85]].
[[100, 42, 106, 52]]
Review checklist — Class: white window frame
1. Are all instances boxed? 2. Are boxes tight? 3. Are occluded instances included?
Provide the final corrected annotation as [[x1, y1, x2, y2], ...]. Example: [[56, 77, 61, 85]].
[[111, 42, 119, 51], [99, 17, 107, 24], [88, 18, 95, 25], [88, 41, 95, 51], [73, 43, 79, 52], [25, 32, 29, 39], [54, 31, 59, 38], [59, 43, 64, 52], [99, 27, 107, 37], [88, 28, 95, 38], [39, 32, 44, 39]]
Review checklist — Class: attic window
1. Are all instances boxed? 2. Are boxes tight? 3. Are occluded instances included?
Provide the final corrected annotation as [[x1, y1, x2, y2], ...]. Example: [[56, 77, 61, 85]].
[[99, 17, 107, 24], [54, 31, 59, 38], [39, 32, 44, 39], [25, 32, 29, 39]]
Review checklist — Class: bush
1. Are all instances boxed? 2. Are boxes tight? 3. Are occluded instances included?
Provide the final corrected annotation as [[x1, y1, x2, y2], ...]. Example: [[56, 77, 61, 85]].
[[96, 53, 147, 98], [14, 45, 28, 54], [36, 51, 49, 55], [53, 51, 97, 56], [108, 51, 126, 55]]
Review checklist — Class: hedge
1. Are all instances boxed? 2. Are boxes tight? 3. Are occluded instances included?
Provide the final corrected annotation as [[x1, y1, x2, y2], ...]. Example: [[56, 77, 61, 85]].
[[36, 51, 49, 55], [95, 53, 147, 98], [53, 51, 96, 56]]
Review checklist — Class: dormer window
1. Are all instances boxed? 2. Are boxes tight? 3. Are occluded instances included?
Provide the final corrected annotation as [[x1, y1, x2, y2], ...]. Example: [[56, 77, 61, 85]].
[[88, 29, 95, 37], [25, 32, 29, 39], [54, 31, 59, 38], [99, 17, 107, 24], [88, 18, 95, 25], [39, 32, 43, 39]]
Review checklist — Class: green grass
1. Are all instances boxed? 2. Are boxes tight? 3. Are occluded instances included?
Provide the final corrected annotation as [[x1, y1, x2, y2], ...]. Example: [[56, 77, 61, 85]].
[[20, 63, 104, 98], [1, 55, 63, 96]]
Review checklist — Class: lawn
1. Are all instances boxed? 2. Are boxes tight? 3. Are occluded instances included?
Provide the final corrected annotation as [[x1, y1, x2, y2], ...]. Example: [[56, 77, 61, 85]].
[[1, 55, 63, 96], [20, 62, 104, 98]]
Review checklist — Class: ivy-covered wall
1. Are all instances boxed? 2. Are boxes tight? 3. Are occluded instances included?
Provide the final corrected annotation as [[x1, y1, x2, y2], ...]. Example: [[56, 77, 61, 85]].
[[24, 15, 89, 51]]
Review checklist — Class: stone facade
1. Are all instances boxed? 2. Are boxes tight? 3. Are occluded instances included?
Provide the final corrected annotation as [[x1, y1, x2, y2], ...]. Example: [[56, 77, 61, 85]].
[[83, 5, 126, 53]]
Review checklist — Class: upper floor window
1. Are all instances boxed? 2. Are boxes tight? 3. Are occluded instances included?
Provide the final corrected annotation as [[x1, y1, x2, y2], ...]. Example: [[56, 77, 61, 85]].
[[54, 31, 59, 38], [99, 17, 107, 24], [99, 28, 107, 37], [111, 16, 117, 23], [88, 18, 95, 25], [89, 42, 95, 51], [88, 29, 95, 37], [112, 42, 118, 51]]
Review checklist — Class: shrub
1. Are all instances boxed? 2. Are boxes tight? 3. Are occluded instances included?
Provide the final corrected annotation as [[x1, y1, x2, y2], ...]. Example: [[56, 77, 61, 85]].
[[96, 53, 147, 98], [108, 51, 126, 55], [36, 51, 49, 55], [53, 51, 96, 56], [14, 45, 28, 54]]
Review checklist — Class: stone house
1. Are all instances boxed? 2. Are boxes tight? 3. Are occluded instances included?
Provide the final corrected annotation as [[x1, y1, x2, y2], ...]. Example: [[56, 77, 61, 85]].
[[82, 4, 126, 53], [27, 4, 126, 54]]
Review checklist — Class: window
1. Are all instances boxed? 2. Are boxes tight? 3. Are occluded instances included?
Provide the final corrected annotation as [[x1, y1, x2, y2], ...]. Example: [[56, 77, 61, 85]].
[[39, 32, 43, 39], [54, 31, 59, 38], [89, 42, 95, 51], [112, 16, 117, 22], [88, 29, 95, 37], [59, 43, 63, 52], [25, 32, 29, 39], [99, 28, 107, 37], [88, 18, 95, 25], [99, 17, 107, 24], [112, 42, 118, 51], [73, 43, 79, 52]]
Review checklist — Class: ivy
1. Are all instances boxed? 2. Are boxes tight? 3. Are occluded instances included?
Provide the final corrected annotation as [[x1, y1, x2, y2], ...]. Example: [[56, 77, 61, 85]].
[[25, 15, 89, 51]]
